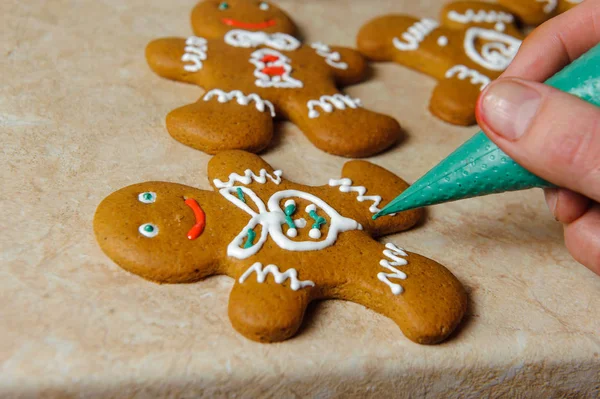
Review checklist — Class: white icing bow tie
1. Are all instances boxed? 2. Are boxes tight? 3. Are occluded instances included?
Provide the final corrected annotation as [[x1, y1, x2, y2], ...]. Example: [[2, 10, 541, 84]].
[[224, 29, 301, 51], [218, 186, 360, 260]]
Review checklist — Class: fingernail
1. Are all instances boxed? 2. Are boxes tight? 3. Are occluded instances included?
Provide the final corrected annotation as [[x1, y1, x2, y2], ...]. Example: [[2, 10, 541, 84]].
[[545, 188, 558, 218], [481, 80, 541, 141]]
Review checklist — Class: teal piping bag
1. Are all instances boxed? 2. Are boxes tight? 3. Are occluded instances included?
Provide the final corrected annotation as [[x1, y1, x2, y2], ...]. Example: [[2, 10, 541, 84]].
[[375, 43, 600, 219]]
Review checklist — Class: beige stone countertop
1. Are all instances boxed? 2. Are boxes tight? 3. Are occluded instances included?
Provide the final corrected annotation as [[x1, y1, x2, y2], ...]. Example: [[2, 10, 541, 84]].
[[2, 0, 599, 397]]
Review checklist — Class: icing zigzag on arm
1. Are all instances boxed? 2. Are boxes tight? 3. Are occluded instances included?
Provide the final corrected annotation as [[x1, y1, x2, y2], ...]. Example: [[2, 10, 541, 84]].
[[181, 36, 208, 72], [393, 18, 439, 51], [445, 65, 491, 90], [203, 89, 276, 117], [307, 94, 362, 119], [310, 42, 348, 70], [239, 262, 315, 291], [328, 177, 394, 215], [213, 169, 283, 188]]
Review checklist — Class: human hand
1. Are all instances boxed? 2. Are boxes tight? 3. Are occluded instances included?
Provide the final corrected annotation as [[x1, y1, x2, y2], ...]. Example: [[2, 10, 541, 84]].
[[476, 0, 600, 274]]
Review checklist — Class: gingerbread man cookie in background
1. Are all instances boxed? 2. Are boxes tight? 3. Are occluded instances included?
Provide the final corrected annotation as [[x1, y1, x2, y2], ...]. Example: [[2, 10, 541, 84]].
[[94, 151, 467, 344], [498, 0, 582, 25], [145, 0, 402, 158], [356, 0, 580, 126]]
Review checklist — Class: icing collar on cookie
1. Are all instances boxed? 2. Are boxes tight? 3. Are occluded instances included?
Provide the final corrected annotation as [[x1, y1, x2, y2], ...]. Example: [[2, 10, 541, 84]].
[[222, 18, 276, 29], [184, 198, 206, 240]]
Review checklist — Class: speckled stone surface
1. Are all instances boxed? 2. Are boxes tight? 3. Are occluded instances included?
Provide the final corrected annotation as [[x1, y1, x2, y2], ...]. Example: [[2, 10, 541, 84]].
[[1, 0, 599, 397]]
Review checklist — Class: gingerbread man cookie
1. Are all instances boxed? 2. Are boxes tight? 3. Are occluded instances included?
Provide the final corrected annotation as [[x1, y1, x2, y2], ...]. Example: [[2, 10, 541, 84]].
[[145, 0, 402, 158], [357, 1, 582, 126], [94, 151, 467, 344], [357, 1, 528, 126]]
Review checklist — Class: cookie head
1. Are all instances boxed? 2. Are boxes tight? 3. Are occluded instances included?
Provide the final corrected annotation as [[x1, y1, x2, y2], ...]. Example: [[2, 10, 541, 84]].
[[94, 182, 221, 283], [191, 0, 296, 38]]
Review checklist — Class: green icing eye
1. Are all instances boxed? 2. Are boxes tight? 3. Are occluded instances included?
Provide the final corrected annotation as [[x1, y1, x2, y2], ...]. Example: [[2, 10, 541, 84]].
[[138, 191, 156, 204], [139, 223, 159, 238], [218, 2, 229, 10], [259, 2, 269, 10]]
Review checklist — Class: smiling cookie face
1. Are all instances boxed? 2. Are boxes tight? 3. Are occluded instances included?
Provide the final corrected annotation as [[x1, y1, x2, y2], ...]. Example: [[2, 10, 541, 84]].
[[93, 182, 227, 283], [191, 0, 296, 39]]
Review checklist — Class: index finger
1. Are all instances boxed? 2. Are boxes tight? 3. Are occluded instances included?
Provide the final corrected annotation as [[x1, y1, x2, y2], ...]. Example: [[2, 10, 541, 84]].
[[502, 0, 600, 82]]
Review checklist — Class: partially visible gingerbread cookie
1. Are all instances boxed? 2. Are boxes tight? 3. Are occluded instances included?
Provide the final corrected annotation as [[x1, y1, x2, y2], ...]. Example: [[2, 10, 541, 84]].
[[357, 1, 527, 126], [499, 0, 582, 25], [94, 150, 467, 344], [145, 0, 402, 158]]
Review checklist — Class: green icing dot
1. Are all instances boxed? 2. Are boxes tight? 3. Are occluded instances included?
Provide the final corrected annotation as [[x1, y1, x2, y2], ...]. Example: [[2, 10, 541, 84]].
[[218, 2, 229, 10], [144, 224, 155, 232], [143, 192, 153, 201]]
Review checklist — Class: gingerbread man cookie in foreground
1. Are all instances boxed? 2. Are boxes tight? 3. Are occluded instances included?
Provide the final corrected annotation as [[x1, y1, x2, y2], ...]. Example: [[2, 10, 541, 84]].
[[145, 0, 402, 158], [94, 151, 467, 344]]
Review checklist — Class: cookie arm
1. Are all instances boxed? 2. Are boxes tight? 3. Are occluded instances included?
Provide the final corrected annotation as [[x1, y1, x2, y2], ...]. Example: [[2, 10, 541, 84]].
[[311, 43, 369, 86], [327, 160, 424, 237], [228, 261, 314, 342], [146, 36, 209, 84], [166, 90, 276, 154], [356, 15, 405, 62], [333, 238, 467, 345], [429, 65, 491, 125]]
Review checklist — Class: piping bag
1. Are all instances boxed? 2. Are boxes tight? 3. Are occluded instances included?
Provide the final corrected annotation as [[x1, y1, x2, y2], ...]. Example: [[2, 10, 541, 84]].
[[374, 43, 600, 219]]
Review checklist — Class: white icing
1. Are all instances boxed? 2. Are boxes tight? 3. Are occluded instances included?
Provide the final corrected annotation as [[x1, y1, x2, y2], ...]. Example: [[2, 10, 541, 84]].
[[307, 94, 362, 119], [239, 262, 315, 291], [495, 22, 506, 32], [215, 185, 360, 259], [378, 243, 408, 295], [249, 49, 303, 89], [393, 18, 439, 51], [306, 204, 316, 213], [285, 199, 295, 208], [309, 229, 321, 239], [224, 29, 301, 51], [259, 1, 270, 10], [565, 0, 583, 3], [445, 65, 491, 90], [213, 168, 283, 188], [138, 223, 159, 238], [138, 192, 156, 204], [447, 9, 514, 24], [463, 28, 521, 71], [537, 0, 558, 13], [287, 228, 298, 238], [328, 178, 394, 215], [203, 89, 275, 117], [181, 36, 208, 72], [310, 42, 348, 70], [437, 36, 449, 47], [295, 218, 307, 228]]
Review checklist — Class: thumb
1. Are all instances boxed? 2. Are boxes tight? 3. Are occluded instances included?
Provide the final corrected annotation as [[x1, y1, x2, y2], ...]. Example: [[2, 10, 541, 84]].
[[477, 78, 600, 203]]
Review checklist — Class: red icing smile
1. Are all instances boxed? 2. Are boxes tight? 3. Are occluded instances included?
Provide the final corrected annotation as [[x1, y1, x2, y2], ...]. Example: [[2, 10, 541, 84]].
[[221, 18, 276, 29], [184, 198, 206, 240]]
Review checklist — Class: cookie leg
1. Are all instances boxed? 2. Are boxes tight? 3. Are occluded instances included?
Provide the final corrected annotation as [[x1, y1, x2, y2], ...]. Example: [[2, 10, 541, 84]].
[[430, 67, 492, 126], [283, 91, 402, 158], [334, 237, 467, 344], [166, 90, 275, 154], [228, 262, 313, 342]]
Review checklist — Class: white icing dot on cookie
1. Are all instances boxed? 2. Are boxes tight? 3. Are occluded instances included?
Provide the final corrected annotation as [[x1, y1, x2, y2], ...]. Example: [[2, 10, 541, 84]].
[[437, 36, 448, 47], [495, 22, 505, 32]]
